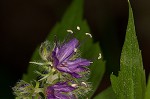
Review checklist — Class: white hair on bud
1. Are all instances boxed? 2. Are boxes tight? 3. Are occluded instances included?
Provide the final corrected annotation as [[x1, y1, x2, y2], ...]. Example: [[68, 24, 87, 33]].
[[67, 30, 73, 34], [29, 62, 44, 65], [29, 61, 52, 66], [98, 53, 102, 59], [77, 26, 80, 30], [85, 33, 92, 38]]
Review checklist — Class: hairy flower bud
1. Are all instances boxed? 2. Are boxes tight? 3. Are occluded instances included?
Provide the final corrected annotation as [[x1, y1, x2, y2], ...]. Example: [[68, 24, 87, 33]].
[[12, 80, 34, 98]]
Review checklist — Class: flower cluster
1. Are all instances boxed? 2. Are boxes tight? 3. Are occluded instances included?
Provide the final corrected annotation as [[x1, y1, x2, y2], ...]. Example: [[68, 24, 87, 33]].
[[13, 28, 92, 99]]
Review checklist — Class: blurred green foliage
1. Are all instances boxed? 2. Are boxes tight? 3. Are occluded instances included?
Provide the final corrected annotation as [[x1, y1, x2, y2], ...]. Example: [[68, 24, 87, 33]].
[[94, 87, 116, 99]]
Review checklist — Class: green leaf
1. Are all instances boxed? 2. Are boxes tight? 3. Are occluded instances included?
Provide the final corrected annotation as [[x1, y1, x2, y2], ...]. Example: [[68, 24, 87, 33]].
[[145, 74, 150, 99], [23, 0, 105, 98], [94, 86, 116, 99], [110, 1, 146, 99]]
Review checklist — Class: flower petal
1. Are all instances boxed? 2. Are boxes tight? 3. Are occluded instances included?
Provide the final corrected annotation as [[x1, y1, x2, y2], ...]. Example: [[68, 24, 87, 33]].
[[52, 51, 59, 66], [57, 65, 73, 73], [73, 67, 88, 73], [56, 38, 79, 63], [53, 82, 75, 92], [46, 87, 55, 99], [71, 72, 81, 78], [55, 93, 72, 99], [46, 82, 75, 99], [47, 95, 56, 99], [56, 58, 91, 77], [67, 58, 91, 69]]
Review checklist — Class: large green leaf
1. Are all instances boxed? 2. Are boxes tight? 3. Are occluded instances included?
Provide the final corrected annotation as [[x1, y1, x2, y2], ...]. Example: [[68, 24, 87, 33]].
[[23, 0, 105, 98], [94, 86, 116, 99], [145, 74, 150, 99], [110, 1, 146, 99]]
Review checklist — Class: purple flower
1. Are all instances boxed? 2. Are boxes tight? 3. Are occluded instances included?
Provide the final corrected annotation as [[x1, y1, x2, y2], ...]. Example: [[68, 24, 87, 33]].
[[52, 38, 91, 78], [45, 82, 76, 99]]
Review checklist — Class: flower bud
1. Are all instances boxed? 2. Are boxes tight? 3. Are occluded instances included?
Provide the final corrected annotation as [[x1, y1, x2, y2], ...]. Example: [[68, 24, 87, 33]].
[[12, 80, 34, 98]]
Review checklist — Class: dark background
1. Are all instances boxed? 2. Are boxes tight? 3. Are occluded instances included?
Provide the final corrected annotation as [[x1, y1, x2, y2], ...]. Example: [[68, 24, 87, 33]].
[[0, 0, 150, 98]]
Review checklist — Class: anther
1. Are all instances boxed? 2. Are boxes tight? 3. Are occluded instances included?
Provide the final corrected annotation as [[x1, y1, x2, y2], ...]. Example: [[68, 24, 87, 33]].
[[74, 48, 77, 52], [85, 33, 92, 38], [90, 62, 93, 64], [71, 84, 78, 87], [98, 53, 102, 59], [67, 30, 73, 34], [77, 26, 80, 30], [81, 82, 87, 87]]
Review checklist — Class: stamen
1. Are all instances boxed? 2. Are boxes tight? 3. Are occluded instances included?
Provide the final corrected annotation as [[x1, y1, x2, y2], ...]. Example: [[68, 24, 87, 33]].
[[64, 26, 81, 47], [81, 82, 87, 87], [63, 29, 74, 45], [71, 84, 78, 87], [90, 62, 93, 64], [77, 26, 80, 30], [85, 33, 92, 38], [77, 33, 92, 49], [74, 48, 77, 52], [98, 53, 102, 59], [67, 30, 73, 34]]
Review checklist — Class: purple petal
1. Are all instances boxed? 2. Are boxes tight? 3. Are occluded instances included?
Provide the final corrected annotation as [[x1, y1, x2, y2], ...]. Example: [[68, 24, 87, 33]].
[[67, 58, 91, 69], [47, 95, 56, 99], [56, 65, 73, 73], [54, 45, 59, 55], [46, 87, 55, 99], [71, 72, 81, 78], [73, 67, 88, 73], [56, 58, 91, 77], [52, 51, 59, 66], [56, 38, 79, 63], [46, 82, 76, 99], [53, 82, 75, 92], [70, 67, 89, 78], [55, 93, 72, 99], [56, 66, 82, 78], [57, 58, 90, 72]]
